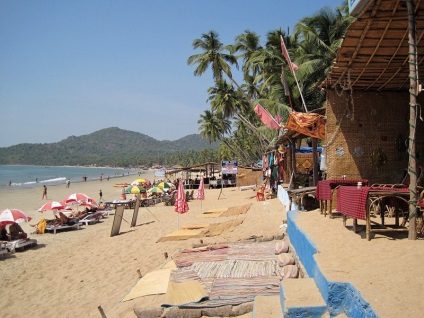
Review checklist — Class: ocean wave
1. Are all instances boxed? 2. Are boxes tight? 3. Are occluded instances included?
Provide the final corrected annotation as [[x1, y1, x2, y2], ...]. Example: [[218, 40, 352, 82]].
[[11, 177, 67, 186]]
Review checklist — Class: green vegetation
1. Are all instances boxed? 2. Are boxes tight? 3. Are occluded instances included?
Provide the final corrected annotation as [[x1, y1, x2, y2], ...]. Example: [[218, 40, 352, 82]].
[[0, 127, 219, 167], [189, 0, 353, 163]]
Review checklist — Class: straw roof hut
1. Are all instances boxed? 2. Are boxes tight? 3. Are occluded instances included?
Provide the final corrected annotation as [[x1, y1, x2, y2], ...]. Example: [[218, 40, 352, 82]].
[[321, 0, 424, 239], [321, 0, 424, 183]]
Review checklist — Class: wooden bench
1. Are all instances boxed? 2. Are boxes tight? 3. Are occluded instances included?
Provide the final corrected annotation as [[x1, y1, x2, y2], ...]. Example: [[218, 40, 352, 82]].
[[287, 186, 317, 211]]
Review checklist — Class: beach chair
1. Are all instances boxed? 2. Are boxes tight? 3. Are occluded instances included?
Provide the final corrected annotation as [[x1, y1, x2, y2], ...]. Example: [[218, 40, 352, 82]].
[[78, 211, 104, 226], [164, 192, 176, 206], [1, 241, 14, 256], [256, 187, 265, 201], [45, 222, 81, 234], [7, 238, 38, 251]]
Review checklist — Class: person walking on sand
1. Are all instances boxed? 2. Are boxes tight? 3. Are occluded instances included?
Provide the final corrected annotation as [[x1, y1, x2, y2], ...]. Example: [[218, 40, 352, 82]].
[[42, 185, 47, 199], [99, 189, 103, 202], [66, 179, 70, 188]]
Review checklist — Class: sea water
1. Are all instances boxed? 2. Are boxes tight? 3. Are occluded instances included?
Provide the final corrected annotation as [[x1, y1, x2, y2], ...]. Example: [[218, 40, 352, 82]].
[[0, 165, 139, 188]]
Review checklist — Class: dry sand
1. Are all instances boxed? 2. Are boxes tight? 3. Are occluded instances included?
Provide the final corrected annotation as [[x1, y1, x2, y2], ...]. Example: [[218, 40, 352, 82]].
[[1, 171, 423, 318], [0, 171, 285, 318]]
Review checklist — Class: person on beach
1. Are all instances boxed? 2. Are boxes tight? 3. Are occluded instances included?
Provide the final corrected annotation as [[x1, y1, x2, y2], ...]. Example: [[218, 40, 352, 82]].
[[66, 179, 70, 188], [8, 180, 11, 186], [99, 189, 103, 202], [42, 185, 48, 199], [1, 225, 10, 241], [9, 222, 28, 240]]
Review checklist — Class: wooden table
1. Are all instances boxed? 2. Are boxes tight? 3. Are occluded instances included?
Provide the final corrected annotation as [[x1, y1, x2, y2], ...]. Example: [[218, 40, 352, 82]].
[[316, 179, 369, 218], [287, 186, 317, 211], [337, 186, 410, 240]]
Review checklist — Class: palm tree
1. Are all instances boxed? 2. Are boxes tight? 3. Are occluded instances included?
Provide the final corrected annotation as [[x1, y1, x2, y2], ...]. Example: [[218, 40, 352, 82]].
[[187, 31, 242, 90], [197, 109, 246, 160], [232, 30, 262, 77], [294, 3, 353, 100]]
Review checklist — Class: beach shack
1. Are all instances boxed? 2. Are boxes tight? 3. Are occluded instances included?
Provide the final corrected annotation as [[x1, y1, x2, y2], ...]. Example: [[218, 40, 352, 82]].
[[320, 0, 424, 239]]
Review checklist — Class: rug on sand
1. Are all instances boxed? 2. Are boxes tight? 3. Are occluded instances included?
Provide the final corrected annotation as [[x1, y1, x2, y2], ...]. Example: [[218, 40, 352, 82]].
[[162, 241, 280, 308], [156, 219, 244, 242]]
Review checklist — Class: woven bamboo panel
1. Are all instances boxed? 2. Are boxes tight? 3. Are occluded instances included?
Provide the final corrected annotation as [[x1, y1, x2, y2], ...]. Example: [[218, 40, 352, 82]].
[[325, 90, 424, 184]]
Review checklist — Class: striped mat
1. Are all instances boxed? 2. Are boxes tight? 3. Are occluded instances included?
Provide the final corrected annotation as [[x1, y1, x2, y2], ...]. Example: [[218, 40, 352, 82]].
[[164, 241, 281, 308]]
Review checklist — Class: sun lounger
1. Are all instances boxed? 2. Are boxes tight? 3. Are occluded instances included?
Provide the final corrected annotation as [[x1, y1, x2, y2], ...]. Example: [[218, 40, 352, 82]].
[[1, 241, 14, 256], [78, 211, 104, 226], [45, 222, 81, 234], [7, 238, 38, 251]]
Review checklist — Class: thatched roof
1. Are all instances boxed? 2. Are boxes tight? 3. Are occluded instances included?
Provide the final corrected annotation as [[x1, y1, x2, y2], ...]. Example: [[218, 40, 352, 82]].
[[323, 0, 424, 91]]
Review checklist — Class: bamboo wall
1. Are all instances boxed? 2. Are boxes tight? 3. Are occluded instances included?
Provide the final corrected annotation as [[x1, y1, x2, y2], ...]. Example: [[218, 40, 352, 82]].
[[325, 90, 424, 184]]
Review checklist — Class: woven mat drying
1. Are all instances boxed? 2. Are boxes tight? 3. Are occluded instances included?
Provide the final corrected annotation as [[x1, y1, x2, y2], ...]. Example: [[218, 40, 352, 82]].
[[162, 280, 209, 307], [122, 268, 173, 302]]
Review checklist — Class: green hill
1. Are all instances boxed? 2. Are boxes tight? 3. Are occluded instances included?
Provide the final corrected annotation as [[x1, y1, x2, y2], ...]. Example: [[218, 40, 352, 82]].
[[0, 127, 219, 166]]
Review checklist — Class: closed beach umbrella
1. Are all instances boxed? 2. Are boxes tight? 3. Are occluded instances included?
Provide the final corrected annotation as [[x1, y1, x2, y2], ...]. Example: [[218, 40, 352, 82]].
[[64, 193, 90, 204], [38, 201, 66, 212], [0, 209, 32, 226], [174, 180, 189, 214], [196, 177, 205, 200]]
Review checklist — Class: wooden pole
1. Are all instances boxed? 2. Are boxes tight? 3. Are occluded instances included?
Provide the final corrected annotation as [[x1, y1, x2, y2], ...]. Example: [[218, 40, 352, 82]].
[[312, 138, 318, 186], [407, 0, 418, 240]]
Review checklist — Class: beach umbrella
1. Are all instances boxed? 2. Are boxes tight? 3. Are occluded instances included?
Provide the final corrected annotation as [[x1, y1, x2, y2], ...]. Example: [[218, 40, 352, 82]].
[[131, 178, 150, 186], [174, 180, 189, 214], [196, 177, 205, 211], [174, 180, 188, 229], [38, 201, 66, 212], [125, 185, 146, 194], [148, 186, 164, 194], [0, 209, 32, 226], [155, 182, 171, 189], [79, 198, 99, 208], [64, 192, 90, 204]]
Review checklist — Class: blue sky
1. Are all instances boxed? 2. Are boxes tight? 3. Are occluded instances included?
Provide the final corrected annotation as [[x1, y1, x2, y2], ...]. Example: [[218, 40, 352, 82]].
[[0, 0, 344, 147]]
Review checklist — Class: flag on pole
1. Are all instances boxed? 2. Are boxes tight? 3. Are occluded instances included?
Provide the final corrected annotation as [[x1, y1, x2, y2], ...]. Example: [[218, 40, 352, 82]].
[[280, 65, 290, 96], [280, 35, 298, 73], [254, 104, 280, 130], [280, 35, 308, 112]]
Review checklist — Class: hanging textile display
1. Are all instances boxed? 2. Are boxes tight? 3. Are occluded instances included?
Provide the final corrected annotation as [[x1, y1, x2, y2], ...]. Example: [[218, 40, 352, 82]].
[[284, 111, 326, 140]]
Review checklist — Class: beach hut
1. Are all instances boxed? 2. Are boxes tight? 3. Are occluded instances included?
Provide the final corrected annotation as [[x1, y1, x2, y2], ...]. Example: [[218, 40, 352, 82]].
[[321, 0, 424, 239]]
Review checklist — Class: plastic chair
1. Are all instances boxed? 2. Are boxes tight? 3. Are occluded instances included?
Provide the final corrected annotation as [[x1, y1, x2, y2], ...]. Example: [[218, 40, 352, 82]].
[[256, 188, 265, 201]]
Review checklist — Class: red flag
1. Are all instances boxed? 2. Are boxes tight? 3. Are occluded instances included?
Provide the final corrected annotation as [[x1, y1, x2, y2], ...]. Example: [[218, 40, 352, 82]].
[[280, 35, 298, 73], [254, 104, 280, 130]]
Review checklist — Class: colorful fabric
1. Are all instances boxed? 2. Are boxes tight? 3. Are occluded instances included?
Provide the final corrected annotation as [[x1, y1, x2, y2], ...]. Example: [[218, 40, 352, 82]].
[[254, 104, 280, 130], [284, 111, 326, 140]]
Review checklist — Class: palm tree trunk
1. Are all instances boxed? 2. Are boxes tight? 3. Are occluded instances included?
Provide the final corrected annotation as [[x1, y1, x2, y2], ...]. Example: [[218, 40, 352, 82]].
[[223, 71, 273, 146], [407, 0, 418, 240]]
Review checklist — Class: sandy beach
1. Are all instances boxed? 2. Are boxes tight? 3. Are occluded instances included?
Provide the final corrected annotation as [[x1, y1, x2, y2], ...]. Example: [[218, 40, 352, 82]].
[[0, 171, 286, 318], [1, 170, 423, 318]]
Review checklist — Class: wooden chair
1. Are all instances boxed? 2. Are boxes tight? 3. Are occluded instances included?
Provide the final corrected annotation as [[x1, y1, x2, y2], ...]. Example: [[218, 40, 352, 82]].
[[256, 187, 265, 201]]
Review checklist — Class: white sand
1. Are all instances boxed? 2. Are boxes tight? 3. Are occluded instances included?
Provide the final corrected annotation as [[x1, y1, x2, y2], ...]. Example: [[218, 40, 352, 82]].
[[1, 171, 423, 318]]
